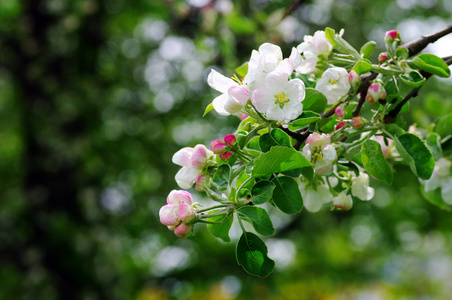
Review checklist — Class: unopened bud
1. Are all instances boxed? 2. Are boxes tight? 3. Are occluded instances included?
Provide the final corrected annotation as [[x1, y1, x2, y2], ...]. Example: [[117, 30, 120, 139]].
[[210, 139, 227, 154], [353, 116, 364, 128], [335, 121, 346, 131], [219, 152, 233, 161], [335, 106, 345, 119], [348, 70, 360, 88], [366, 82, 386, 104], [378, 52, 389, 64], [174, 223, 193, 238], [385, 30, 399, 44], [224, 134, 237, 147]]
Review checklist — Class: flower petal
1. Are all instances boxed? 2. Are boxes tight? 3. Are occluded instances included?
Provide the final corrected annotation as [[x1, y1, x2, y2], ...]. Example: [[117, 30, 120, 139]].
[[207, 69, 237, 94], [175, 167, 199, 189], [172, 147, 194, 167]]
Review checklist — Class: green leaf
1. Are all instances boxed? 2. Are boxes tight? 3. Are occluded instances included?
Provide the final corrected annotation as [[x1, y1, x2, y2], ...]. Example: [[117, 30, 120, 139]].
[[413, 54, 451, 78], [208, 214, 234, 242], [303, 88, 328, 114], [203, 103, 215, 117], [384, 123, 405, 137], [435, 113, 452, 138], [385, 77, 399, 103], [238, 207, 275, 236], [399, 70, 426, 87], [324, 27, 361, 59], [259, 128, 291, 152], [420, 184, 452, 211], [252, 146, 312, 178], [248, 136, 260, 151], [361, 139, 393, 184], [251, 180, 275, 204], [396, 47, 409, 60], [235, 62, 249, 78], [288, 116, 320, 131], [352, 59, 372, 75], [394, 133, 435, 180], [213, 164, 231, 189], [236, 232, 274, 277], [271, 175, 303, 214], [425, 132, 442, 160], [360, 41, 376, 58]]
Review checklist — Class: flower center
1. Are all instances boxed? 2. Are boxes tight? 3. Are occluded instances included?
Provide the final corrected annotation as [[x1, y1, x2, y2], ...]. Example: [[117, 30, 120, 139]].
[[311, 146, 323, 162], [274, 91, 290, 109], [329, 79, 338, 85]]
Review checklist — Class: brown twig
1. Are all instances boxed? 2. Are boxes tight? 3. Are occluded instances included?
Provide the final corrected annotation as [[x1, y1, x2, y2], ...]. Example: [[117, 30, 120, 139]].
[[281, 0, 305, 21], [384, 56, 452, 123], [401, 24, 452, 57]]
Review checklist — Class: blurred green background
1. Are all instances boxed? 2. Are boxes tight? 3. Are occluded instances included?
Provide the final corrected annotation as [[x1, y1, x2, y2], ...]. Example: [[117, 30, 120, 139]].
[[1, 0, 452, 299]]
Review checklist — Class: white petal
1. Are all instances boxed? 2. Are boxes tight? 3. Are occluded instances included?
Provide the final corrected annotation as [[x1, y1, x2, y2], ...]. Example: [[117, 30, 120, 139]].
[[259, 43, 283, 73], [172, 147, 194, 167], [251, 86, 274, 114], [302, 145, 312, 161], [302, 188, 323, 213], [207, 69, 237, 94], [224, 97, 243, 114], [424, 174, 441, 192], [322, 145, 337, 161], [441, 177, 452, 204], [212, 94, 231, 116], [175, 167, 199, 189]]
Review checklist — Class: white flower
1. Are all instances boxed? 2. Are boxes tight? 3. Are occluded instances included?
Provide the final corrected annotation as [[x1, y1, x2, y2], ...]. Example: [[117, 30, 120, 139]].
[[298, 180, 333, 213], [315, 67, 351, 104], [351, 173, 375, 201], [207, 69, 249, 116], [302, 133, 337, 174], [172, 144, 214, 189], [245, 43, 301, 91], [423, 158, 452, 204], [332, 193, 353, 210], [251, 71, 305, 122], [296, 31, 333, 74]]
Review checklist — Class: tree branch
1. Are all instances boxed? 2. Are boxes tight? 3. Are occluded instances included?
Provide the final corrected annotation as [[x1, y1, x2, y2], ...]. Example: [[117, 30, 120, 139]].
[[384, 56, 452, 123], [401, 24, 452, 57]]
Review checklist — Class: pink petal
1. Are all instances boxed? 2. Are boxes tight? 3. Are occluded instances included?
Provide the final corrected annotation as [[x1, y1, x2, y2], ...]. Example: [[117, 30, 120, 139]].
[[172, 147, 194, 167]]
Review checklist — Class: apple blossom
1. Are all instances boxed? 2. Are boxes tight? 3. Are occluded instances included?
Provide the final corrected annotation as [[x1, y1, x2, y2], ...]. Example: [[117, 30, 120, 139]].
[[298, 180, 333, 213], [335, 121, 346, 131], [244, 44, 301, 91], [423, 158, 452, 204], [251, 71, 305, 122], [172, 144, 214, 189], [315, 67, 351, 104], [385, 30, 400, 44], [348, 70, 360, 89], [353, 116, 364, 128], [335, 106, 345, 119], [207, 69, 249, 116], [224, 134, 237, 147], [296, 31, 332, 74], [160, 190, 196, 238], [332, 193, 353, 210], [210, 139, 227, 154], [302, 133, 337, 174], [220, 152, 233, 161], [379, 52, 389, 64], [366, 82, 386, 104], [351, 173, 375, 201]]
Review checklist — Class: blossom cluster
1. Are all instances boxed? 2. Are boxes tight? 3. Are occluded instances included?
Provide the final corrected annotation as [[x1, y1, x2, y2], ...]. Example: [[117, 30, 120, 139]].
[[158, 26, 451, 277]]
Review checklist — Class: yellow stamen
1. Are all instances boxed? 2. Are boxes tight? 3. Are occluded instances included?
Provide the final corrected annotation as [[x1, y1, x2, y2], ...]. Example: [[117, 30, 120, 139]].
[[274, 91, 290, 109]]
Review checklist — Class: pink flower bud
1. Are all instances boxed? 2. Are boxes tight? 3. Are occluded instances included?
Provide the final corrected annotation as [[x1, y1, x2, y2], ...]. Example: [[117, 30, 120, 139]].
[[366, 82, 386, 104], [378, 52, 389, 64], [305, 132, 331, 147], [348, 70, 360, 88], [385, 30, 399, 43], [224, 134, 237, 147], [159, 204, 180, 226], [179, 201, 195, 223], [174, 223, 193, 238], [335, 106, 345, 119], [210, 139, 227, 154], [219, 152, 233, 161], [333, 194, 353, 210], [167, 190, 193, 205], [335, 121, 346, 131], [353, 116, 364, 128]]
